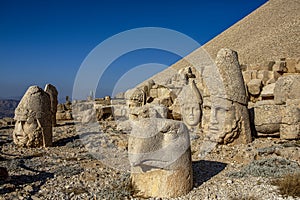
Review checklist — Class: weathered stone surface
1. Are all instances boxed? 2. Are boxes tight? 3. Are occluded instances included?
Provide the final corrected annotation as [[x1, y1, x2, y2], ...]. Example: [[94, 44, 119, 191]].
[[280, 99, 300, 140], [128, 118, 192, 198], [266, 71, 281, 85], [257, 70, 269, 85], [44, 84, 58, 126], [201, 48, 251, 145], [13, 86, 52, 147], [285, 58, 299, 73], [114, 92, 125, 99], [242, 70, 257, 85], [254, 100, 281, 135], [272, 60, 288, 73], [274, 75, 300, 105], [260, 83, 275, 99], [247, 79, 262, 96]]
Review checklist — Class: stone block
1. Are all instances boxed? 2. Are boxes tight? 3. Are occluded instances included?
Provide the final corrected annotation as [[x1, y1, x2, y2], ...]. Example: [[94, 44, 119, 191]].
[[247, 79, 262, 96], [254, 100, 281, 135]]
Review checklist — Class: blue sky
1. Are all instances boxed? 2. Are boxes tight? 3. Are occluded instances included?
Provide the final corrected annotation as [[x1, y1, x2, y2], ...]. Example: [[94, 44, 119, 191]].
[[0, 0, 268, 101]]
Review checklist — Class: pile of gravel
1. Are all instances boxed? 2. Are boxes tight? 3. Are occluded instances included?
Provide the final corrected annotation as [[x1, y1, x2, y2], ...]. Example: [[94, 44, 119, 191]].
[[228, 157, 300, 178]]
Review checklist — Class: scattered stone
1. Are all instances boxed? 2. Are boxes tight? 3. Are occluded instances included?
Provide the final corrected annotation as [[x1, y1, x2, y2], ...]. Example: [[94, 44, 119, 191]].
[[228, 157, 300, 178]]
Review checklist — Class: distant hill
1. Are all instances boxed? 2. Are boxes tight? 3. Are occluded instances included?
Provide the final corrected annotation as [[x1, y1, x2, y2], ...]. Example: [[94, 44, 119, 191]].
[[201, 0, 300, 65], [142, 0, 300, 85], [0, 99, 19, 118]]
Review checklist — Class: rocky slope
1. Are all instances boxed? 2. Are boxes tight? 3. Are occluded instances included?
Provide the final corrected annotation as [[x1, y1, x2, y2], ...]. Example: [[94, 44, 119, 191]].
[[0, 100, 19, 119], [144, 0, 300, 85]]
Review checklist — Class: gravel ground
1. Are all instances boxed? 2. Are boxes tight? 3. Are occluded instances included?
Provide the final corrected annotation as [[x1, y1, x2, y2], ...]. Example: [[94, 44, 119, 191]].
[[0, 120, 300, 200]]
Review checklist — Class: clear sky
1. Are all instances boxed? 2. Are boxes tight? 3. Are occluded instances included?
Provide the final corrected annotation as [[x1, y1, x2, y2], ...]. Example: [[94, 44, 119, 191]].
[[0, 0, 268, 101]]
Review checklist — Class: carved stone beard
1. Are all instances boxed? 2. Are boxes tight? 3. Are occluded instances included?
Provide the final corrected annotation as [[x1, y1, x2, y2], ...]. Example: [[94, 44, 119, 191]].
[[220, 116, 242, 144], [13, 119, 44, 147]]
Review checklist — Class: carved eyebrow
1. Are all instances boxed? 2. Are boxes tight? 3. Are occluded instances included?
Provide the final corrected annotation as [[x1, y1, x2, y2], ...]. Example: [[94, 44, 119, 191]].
[[214, 105, 230, 111]]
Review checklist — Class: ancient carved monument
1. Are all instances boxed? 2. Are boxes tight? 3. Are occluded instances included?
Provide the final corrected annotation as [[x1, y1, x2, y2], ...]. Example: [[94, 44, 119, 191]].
[[125, 84, 193, 197], [44, 83, 58, 126], [128, 118, 192, 198], [202, 48, 252, 145], [13, 86, 52, 147], [176, 79, 202, 133]]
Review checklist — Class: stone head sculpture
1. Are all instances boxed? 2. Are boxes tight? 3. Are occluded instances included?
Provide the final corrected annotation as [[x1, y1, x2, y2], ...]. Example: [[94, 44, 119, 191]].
[[125, 87, 146, 120], [202, 48, 252, 145], [177, 80, 203, 131], [128, 118, 192, 197], [44, 83, 58, 126], [13, 86, 52, 147]]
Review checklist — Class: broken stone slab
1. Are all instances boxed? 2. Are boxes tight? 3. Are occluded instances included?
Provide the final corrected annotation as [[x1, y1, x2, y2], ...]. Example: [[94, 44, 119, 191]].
[[280, 99, 300, 140], [274, 75, 300, 105], [254, 100, 281, 135], [260, 83, 275, 99]]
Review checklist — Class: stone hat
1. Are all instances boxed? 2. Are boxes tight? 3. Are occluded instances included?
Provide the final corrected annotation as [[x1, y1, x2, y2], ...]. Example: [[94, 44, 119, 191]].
[[207, 48, 248, 105], [177, 79, 202, 105], [14, 86, 51, 125]]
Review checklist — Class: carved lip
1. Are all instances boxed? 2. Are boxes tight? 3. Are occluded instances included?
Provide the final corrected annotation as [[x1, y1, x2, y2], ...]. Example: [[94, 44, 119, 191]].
[[209, 127, 220, 132]]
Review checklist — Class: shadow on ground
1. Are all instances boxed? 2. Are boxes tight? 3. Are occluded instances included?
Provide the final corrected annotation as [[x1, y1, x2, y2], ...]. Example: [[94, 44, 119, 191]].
[[192, 160, 227, 187], [0, 162, 54, 195], [53, 131, 99, 147]]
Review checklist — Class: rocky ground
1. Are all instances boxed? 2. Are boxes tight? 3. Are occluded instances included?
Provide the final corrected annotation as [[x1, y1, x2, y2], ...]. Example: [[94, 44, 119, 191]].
[[0, 120, 300, 200]]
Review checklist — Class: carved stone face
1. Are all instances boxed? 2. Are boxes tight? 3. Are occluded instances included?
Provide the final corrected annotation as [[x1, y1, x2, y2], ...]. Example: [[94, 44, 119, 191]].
[[13, 86, 52, 147], [128, 118, 190, 172], [182, 102, 201, 127], [202, 97, 240, 144], [13, 113, 43, 147]]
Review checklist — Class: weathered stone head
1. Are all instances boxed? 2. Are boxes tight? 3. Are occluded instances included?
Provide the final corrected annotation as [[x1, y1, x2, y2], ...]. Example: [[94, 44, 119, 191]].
[[13, 86, 52, 147], [177, 79, 202, 131], [128, 118, 192, 197], [125, 88, 146, 120], [44, 83, 58, 126], [202, 48, 252, 145]]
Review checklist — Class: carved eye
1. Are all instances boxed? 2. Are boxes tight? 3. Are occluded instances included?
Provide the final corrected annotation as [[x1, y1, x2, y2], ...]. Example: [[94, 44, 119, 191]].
[[203, 105, 211, 110]]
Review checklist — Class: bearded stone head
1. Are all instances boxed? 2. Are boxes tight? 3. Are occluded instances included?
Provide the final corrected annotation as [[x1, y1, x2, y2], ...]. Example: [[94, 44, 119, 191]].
[[13, 86, 52, 147]]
